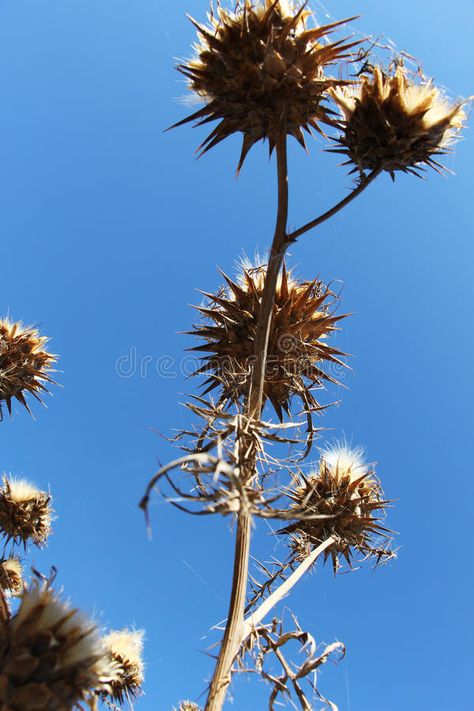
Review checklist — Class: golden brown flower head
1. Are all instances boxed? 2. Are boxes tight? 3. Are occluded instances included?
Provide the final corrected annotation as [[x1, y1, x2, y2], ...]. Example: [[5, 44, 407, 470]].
[[278, 445, 392, 572], [0, 558, 23, 595], [177, 703, 201, 711], [331, 64, 466, 178], [0, 582, 112, 710], [191, 263, 346, 419], [0, 319, 57, 418], [175, 1, 359, 170], [101, 629, 145, 705], [0, 477, 52, 549]]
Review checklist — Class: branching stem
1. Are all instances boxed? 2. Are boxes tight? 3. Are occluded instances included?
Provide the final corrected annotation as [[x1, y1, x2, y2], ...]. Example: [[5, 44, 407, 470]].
[[241, 537, 334, 643], [288, 168, 381, 242], [205, 155, 380, 711], [205, 133, 290, 710]]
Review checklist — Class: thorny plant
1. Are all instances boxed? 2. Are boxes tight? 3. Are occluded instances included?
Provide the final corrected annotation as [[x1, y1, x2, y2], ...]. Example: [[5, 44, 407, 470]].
[[239, 615, 345, 710], [141, 1, 469, 709], [0, 324, 145, 708]]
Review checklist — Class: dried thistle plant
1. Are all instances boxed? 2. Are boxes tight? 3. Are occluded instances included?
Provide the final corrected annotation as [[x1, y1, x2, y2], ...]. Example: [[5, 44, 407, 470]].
[[0, 558, 23, 596], [191, 263, 346, 421], [0, 319, 144, 710], [101, 629, 145, 705], [0, 319, 56, 418], [174, 0, 359, 170], [278, 445, 393, 573], [143, 1, 469, 709], [0, 582, 112, 710], [0, 477, 52, 550], [331, 63, 466, 178]]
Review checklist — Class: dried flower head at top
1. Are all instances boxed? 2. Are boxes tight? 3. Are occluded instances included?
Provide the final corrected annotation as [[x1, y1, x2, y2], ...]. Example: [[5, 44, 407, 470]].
[[279, 445, 392, 572], [0, 319, 56, 418], [331, 64, 466, 178], [175, 0, 359, 170], [101, 629, 145, 705], [191, 263, 346, 420], [0, 583, 112, 710], [0, 477, 52, 549]]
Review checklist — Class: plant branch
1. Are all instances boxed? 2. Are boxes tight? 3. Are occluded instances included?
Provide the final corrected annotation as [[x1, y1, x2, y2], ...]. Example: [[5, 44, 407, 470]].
[[205, 133, 290, 711], [287, 168, 381, 243], [241, 537, 334, 643]]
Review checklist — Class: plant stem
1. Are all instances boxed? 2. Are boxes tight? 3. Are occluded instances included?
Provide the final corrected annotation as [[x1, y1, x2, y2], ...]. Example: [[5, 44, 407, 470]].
[[241, 537, 334, 643], [205, 134, 290, 711], [287, 168, 381, 243]]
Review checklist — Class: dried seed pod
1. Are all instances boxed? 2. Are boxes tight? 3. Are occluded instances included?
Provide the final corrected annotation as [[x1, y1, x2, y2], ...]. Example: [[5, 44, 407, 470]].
[[0, 319, 57, 418], [279, 445, 392, 572], [175, 1, 359, 170], [331, 64, 466, 178], [176, 703, 201, 711], [0, 558, 23, 595], [0, 478, 52, 549], [101, 629, 144, 705], [0, 582, 112, 710], [191, 263, 346, 420]]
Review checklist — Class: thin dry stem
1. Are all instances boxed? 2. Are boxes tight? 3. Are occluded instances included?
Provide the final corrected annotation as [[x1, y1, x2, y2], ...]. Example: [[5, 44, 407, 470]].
[[242, 537, 334, 643], [288, 168, 381, 242]]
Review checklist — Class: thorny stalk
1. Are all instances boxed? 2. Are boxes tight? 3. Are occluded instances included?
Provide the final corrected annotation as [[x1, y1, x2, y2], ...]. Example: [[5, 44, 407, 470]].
[[206, 140, 379, 711], [205, 132, 290, 711]]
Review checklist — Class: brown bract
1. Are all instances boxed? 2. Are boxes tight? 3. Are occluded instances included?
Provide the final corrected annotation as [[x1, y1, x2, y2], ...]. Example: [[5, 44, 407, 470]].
[[0, 319, 56, 418], [174, 0, 359, 170], [278, 447, 392, 572], [190, 264, 346, 420], [331, 64, 466, 178], [0, 478, 52, 549], [0, 583, 111, 710]]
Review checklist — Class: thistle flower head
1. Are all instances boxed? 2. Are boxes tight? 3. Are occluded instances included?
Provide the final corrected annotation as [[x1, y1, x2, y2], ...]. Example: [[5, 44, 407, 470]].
[[101, 629, 145, 704], [175, 1, 359, 170], [191, 263, 346, 419], [0, 557, 23, 595], [0, 582, 112, 710], [331, 64, 466, 178], [279, 445, 392, 572], [0, 477, 52, 549], [0, 319, 57, 418]]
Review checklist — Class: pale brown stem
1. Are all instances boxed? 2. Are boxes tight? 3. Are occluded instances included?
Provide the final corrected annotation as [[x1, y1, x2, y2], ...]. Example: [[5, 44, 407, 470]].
[[205, 135, 290, 711], [241, 537, 334, 643], [288, 168, 381, 243]]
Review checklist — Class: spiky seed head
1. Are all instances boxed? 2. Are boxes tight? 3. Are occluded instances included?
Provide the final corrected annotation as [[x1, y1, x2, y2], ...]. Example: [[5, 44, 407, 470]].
[[190, 263, 346, 420], [0, 558, 23, 595], [278, 445, 392, 572], [331, 64, 466, 178], [0, 582, 112, 710], [175, 1, 360, 170], [0, 477, 52, 549], [0, 319, 57, 418], [101, 629, 145, 704], [177, 703, 201, 711]]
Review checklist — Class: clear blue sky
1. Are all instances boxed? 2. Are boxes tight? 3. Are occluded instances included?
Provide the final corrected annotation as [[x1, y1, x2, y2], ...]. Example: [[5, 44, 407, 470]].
[[1, 1, 473, 709]]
